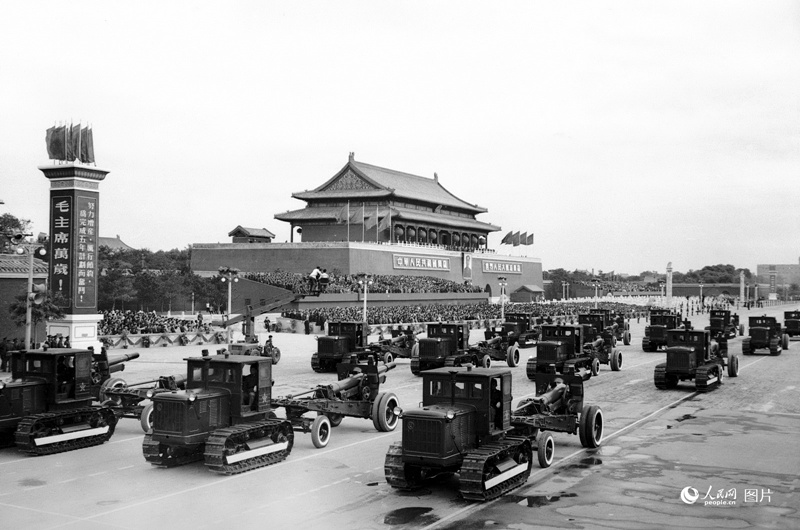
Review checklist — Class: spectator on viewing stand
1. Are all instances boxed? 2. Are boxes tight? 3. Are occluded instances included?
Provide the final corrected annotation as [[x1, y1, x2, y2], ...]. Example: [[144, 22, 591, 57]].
[[320, 269, 329, 292]]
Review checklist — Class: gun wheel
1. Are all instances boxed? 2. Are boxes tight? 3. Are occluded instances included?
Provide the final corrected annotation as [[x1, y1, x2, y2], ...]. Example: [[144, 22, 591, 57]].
[[372, 392, 399, 432], [318, 411, 343, 427], [311, 415, 331, 448], [579, 405, 604, 448], [140, 403, 155, 433], [537, 432, 554, 467], [727, 355, 739, 377]]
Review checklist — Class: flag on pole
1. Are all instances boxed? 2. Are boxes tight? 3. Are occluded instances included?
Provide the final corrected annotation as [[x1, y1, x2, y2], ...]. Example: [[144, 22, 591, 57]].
[[336, 203, 349, 224], [70, 124, 81, 161], [519, 232, 528, 247], [65, 125, 74, 161], [512, 231, 521, 246], [46, 126, 66, 160], [500, 231, 513, 245], [525, 233, 534, 245], [80, 126, 95, 163], [365, 207, 379, 230]]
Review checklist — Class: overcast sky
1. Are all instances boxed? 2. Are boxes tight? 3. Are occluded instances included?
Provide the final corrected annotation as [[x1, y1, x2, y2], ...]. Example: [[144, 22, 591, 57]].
[[1, 1, 798, 276]]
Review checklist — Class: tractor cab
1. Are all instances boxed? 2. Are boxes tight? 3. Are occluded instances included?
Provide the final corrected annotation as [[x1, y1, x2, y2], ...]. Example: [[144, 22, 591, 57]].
[[420, 367, 513, 445], [536, 324, 585, 368], [666, 329, 712, 369], [425, 323, 470, 350], [10, 349, 94, 405], [185, 355, 273, 417], [322, 322, 366, 350], [784, 311, 800, 337]]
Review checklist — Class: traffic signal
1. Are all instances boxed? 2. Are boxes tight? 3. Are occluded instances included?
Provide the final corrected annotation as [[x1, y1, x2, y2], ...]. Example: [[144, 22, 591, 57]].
[[29, 284, 47, 305]]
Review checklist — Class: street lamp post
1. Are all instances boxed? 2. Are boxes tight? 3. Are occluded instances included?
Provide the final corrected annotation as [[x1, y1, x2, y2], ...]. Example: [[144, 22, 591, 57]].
[[565, 282, 569, 300], [218, 267, 239, 350], [358, 277, 373, 347], [699, 283, 704, 313], [592, 279, 600, 309], [498, 276, 508, 320]]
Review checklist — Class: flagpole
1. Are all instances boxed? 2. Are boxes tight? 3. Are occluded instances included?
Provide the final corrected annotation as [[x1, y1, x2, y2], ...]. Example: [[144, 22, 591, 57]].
[[346, 201, 350, 241], [361, 204, 365, 242], [375, 204, 379, 242]]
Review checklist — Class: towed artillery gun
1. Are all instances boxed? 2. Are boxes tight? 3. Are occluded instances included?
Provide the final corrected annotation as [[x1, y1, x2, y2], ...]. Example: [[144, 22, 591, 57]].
[[374, 327, 420, 364], [0, 347, 138, 454], [312, 322, 383, 373], [642, 309, 682, 352], [742, 315, 789, 355], [470, 333, 522, 368], [144, 354, 295, 474], [525, 321, 621, 381], [785, 311, 800, 339], [101, 374, 186, 432], [654, 322, 739, 392], [410, 322, 488, 376], [385, 366, 603, 501], [706, 309, 744, 340], [272, 357, 400, 448], [578, 314, 623, 372], [475, 312, 543, 369]]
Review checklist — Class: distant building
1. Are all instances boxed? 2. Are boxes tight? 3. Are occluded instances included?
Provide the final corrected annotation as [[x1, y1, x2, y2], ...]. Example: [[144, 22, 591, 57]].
[[98, 235, 135, 251], [756, 259, 800, 290], [228, 226, 275, 244]]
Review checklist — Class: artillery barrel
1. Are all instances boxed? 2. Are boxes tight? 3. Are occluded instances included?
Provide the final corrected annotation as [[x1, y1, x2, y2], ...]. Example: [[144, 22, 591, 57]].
[[486, 335, 502, 346], [532, 383, 567, 407], [107, 352, 140, 373], [326, 361, 397, 394]]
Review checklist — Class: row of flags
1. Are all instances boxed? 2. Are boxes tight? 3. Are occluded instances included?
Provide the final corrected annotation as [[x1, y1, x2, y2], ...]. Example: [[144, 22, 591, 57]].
[[45, 123, 95, 163], [336, 203, 394, 236], [500, 231, 534, 246]]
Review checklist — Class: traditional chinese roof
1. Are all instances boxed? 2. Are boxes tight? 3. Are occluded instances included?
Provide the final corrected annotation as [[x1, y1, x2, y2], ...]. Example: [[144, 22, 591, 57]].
[[274, 205, 500, 232], [291, 155, 487, 214], [514, 284, 545, 293], [98, 235, 135, 251], [0, 254, 49, 276], [228, 226, 276, 239]]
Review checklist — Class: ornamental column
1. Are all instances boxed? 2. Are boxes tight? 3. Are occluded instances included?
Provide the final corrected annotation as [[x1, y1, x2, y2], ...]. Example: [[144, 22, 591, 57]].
[[38, 163, 109, 351], [666, 261, 673, 304]]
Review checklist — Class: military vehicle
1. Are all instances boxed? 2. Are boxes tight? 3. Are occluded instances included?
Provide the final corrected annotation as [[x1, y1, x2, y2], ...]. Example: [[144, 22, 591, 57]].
[[0, 347, 137, 453], [590, 309, 631, 345], [784, 311, 800, 339], [654, 325, 739, 392], [410, 322, 487, 375], [143, 354, 295, 474], [311, 322, 382, 372], [385, 366, 603, 501], [525, 321, 621, 381], [706, 309, 744, 340], [490, 312, 541, 348], [741, 315, 789, 355], [642, 310, 682, 352], [273, 357, 400, 447], [375, 327, 420, 364]]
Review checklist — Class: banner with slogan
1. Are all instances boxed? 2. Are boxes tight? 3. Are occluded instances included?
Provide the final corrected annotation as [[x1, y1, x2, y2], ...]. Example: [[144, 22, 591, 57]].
[[482, 260, 523, 274], [393, 254, 451, 271]]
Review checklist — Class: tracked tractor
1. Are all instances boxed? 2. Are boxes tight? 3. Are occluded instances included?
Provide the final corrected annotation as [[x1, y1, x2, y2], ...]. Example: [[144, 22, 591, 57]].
[[642, 310, 682, 352], [706, 310, 744, 340], [654, 327, 739, 392], [410, 323, 485, 375], [311, 322, 381, 372], [742, 316, 789, 355], [0, 347, 137, 454], [385, 366, 603, 501], [784, 311, 800, 339]]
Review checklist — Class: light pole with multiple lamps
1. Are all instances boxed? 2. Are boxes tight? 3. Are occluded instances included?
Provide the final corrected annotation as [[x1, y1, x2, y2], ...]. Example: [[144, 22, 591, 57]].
[[218, 266, 239, 350], [592, 278, 600, 309], [699, 282, 704, 313], [358, 276, 373, 347], [498, 276, 508, 320]]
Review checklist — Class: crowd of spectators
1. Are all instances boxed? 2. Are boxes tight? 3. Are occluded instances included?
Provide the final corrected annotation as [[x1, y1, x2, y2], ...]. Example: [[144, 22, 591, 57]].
[[245, 271, 483, 295], [281, 300, 650, 327], [575, 280, 661, 293], [98, 310, 212, 336]]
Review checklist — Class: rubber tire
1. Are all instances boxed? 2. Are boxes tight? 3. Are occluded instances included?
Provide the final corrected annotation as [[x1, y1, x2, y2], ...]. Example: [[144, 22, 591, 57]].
[[537, 432, 554, 468], [481, 354, 491, 368], [372, 392, 400, 432], [140, 402, 155, 433], [411, 343, 419, 358], [271, 347, 281, 365], [506, 345, 519, 368], [579, 405, 604, 448], [782, 334, 790, 350], [318, 411, 343, 427], [611, 350, 622, 371], [311, 414, 331, 448], [742, 338, 751, 355], [623, 331, 631, 346], [591, 358, 600, 376], [383, 352, 394, 365], [727, 354, 739, 377]]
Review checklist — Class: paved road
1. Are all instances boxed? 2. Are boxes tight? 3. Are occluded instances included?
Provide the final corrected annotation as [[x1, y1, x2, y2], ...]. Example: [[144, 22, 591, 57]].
[[1, 304, 798, 529]]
